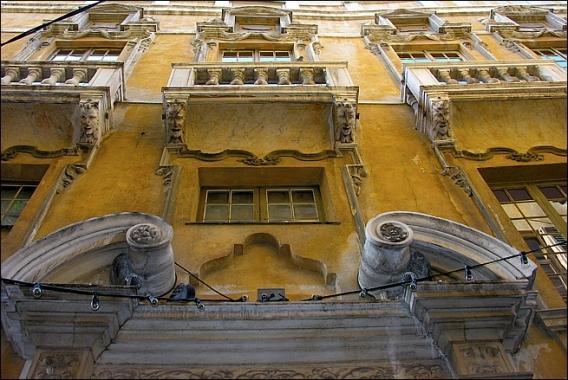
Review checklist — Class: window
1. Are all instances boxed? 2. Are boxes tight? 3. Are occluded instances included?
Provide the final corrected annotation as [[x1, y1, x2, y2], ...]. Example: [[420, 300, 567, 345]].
[[532, 48, 567, 69], [1, 182, 38, 228], [222, 50, 292, 63], [50, 48, 122, 62], [397, 51, 464, 64], [491, 182, 567, 300], [201, 186, 322, 223]]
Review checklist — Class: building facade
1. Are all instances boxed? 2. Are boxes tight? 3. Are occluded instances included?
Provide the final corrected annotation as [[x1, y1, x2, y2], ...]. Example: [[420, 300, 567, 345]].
[[1, 1, 566, 378]]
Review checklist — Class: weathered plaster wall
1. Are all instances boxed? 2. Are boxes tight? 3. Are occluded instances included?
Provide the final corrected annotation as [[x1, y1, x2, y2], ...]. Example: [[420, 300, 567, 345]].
[[33, 104, 165, 239], [187, 103, 332, 154], [318, 37, 400, 101], [1, 104, 78, 151], [451, 99, 568, 153], [126, 34, 195, 101]]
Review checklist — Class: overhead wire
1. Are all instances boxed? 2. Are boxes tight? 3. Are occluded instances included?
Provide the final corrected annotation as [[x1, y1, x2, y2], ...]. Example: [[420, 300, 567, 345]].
[[0, 242, 566, 306], [1, 0, 106, 47]]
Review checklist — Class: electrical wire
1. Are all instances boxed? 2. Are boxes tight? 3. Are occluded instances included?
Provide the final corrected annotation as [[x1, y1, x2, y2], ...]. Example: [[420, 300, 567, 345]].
[[175, 261, 235, 301], [1, 0, 106, 47], [302, 241, 567, 301], [1, 242, 565, 306]]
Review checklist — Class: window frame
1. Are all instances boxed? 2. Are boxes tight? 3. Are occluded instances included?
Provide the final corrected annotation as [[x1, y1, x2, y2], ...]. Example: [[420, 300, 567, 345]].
[[221, 49, 293, 63], [490, 181, 567, 300], [49, 48, 123, 62], [199, 186, 324, 224], [397, 50, 465, 64], [1, 181, 39, 228], [532, 48, 567, 69]]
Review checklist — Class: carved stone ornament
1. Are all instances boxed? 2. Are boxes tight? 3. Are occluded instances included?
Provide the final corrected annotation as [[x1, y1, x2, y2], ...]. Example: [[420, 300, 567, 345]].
[[30, 351, 85, 379], [506, 151, 544, 162], [128, 223, 161, 245], [79, 100, 100, 146], [452, 342, 513, 376], [379, 222, 409, 242], [429, 97, 451, 141], [156, 166, 174, 186], [334, 100, 357, 144], [58, 164, 86, 193], [166, 101, 186, 145], [441, 166, 473, 197], [92, 363, 449, 379]]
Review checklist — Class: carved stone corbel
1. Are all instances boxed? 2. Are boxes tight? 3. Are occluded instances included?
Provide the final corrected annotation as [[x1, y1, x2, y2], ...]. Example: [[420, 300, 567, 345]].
[[441, 166, 473, 196], [428, 96, 452, 141], [156, 166, 174, 186], [1, 67, 20, 84], [166, 100, 186, 145], [58, 164, 87, 193], [79, 100, 101, 146], [334, 99, 357, 144]]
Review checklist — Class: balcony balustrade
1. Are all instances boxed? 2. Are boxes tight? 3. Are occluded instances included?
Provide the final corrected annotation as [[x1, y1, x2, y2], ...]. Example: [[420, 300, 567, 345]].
[[1, 61, 125, 103], [404, 60, 566, 98], [164, 61, 357, 103], [402, 60, 567, 145]]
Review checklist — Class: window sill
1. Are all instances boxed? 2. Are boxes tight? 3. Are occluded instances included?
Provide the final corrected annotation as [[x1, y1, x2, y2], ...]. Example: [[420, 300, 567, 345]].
[[185, 221, 341, 225]]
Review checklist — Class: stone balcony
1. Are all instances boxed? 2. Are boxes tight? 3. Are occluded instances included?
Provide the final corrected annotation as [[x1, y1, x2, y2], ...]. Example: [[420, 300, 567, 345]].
[[1, 61, 125, 103], [163, 61, 357, 103], [1, 61, 125, 154], [401, 60, 567, 144], [161, 61, 359, 149]]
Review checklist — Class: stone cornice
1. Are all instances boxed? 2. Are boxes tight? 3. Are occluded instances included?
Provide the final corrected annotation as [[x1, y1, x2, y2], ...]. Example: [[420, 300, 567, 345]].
[[449, 146, 567, 162]]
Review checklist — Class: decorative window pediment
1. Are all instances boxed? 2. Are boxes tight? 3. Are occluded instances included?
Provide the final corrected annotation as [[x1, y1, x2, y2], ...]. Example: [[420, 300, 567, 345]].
[[194, 6, 320, 62], [486, 5, 567, 36], [44, 3, 158, 36], [362, 8, 471, 43]]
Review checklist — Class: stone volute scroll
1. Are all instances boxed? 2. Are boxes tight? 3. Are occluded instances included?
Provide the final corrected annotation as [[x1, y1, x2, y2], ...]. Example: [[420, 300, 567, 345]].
[[125, 222, 176, 296], [359, 218, 430, 298]]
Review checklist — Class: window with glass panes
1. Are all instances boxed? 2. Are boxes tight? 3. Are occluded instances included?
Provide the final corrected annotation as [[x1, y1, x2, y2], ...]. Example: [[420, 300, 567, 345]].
[[491, 182, 567, 300], [532, 48, 567, 69], [201, 186, 322, 223], [221, 50, 292, 62], [50, 48, 122, 62], [397, 51, 463, 64], [1, 182, 38, 227]]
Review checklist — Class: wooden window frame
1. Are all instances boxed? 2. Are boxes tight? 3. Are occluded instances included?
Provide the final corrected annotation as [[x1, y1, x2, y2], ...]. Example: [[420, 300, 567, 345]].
[[1, 181, 39, 228], [397, 50, 465, 63], [199, 186, 324, 224], [221, 50, 293, 63], [49, 48, 123, 62]]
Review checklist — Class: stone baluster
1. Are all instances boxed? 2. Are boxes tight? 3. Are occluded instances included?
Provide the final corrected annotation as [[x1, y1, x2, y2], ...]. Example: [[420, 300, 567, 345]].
[[19, 67, 42, 85], [254, 68, 268, 85], [276, 68, 291, 85], [229, 67, 245, 85], [476, 68, 499, 83], [65, 68, 88, 86], [515, 66, 539, 82], [300, 68, 316, 85], [1, 67, 19, 84], [535, 67, 553, 81], [41, 67, 65, 85], [205, 68, 221, 85], [437, 69, 458, 84], [495, 67, 520, 82], [458, 68, 479, 84]]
